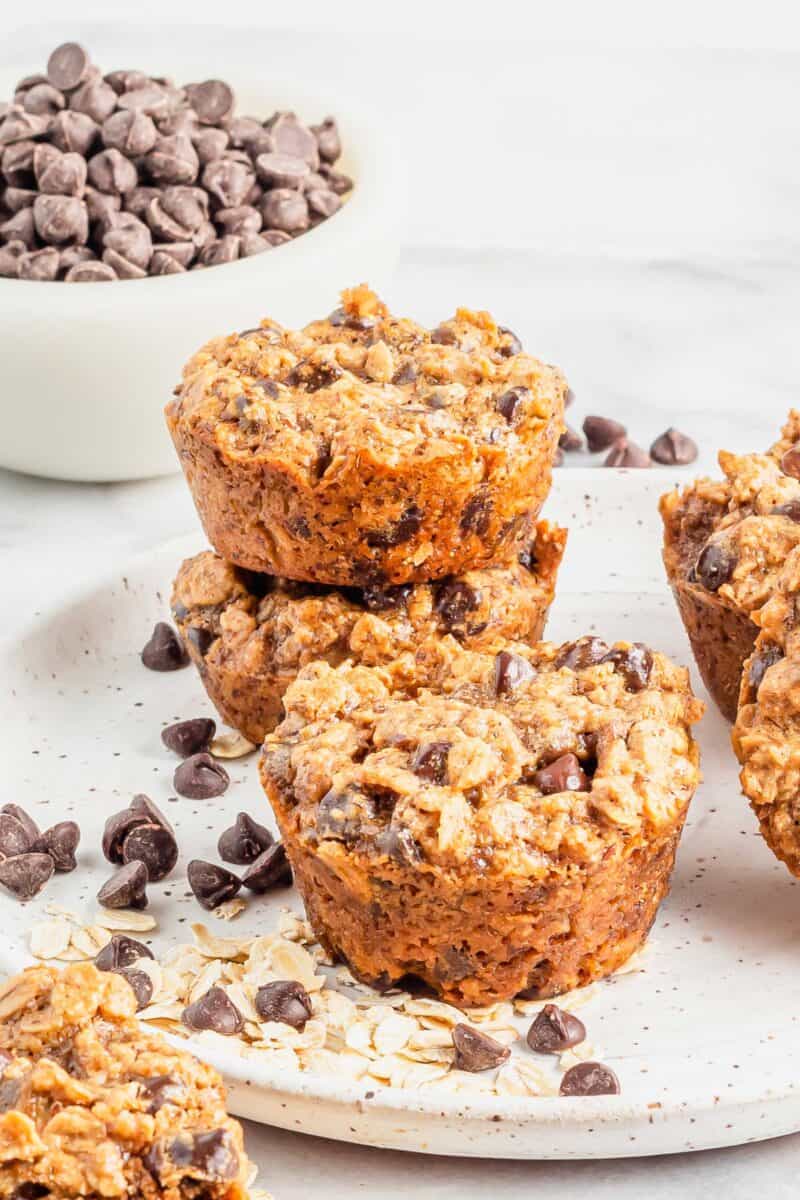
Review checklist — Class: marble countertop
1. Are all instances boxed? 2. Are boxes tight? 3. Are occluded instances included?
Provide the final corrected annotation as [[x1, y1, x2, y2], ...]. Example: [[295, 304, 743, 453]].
[[3, 20, 800, 1196]]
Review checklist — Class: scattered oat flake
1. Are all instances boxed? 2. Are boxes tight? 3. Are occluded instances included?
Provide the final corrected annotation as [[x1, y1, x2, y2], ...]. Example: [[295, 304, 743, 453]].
[[373, 1012, 418, 1056], [29, 918, 72, 960], [70, 925, 111, 959], [192, 924, 251, 960], [210, 730, 257, 758], [94, 908, 157, 932], [215, 897, 247, 922]]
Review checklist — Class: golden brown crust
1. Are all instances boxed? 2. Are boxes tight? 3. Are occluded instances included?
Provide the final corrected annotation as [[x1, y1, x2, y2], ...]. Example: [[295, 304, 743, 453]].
[[0, 964, 250, 1199], [259, 637, 703, 1005], [172, 523, 567, 745], [166, 287, 566, 585]]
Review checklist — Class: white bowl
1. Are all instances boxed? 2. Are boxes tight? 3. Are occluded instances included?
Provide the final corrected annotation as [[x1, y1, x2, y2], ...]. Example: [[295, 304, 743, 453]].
[[0, 68, 402, 482]]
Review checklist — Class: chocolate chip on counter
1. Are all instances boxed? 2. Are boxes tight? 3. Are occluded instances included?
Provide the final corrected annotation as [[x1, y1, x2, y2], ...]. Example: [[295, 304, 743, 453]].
[[46, 43, 90, 92], [583, 415, 627, 453], [0, 813, 34, 859], [604, 438, 651, 468], [555, 637, 610, 670], [116, 966, 153, 1010], [526, 1003, 587, 1053], [102, 797, 156, 863], [254, 980, 313, 1029], [187, 859, 242, 910], [411, 742, 451, 785], [146, 1128, 240, 1184], [650, 427, 698, 465], [97, 860, 149, 909], [241, 842, 292, 892], [95, 933, 153, 971], [771, 499, 800, 522], [218, 812, 274, 865], [559, 1061, 620, 1096], [495, 386, 529, 425], [141, 621, 188, 671], [174, 752, 229, 799], [694, 542, 735, 592], [434, 580, 480, 632], [746, 643, 783, 698], [782, 442, 800, 479], [494, 649, 535, 695], [31, 821, 80, 871], [161, 717, 216, 758], [559, 424, 584, 452], [1, 804, 39, 844], [452, 1024, 511, 1073], [530, 753, 590, 795], [366, 505, 423, 549], [182, 986, 243, 1035], [602, 643, 653, 692], [0, 852, 54, 901], [136, 1073, 187, 1113], [122, 823, 178, 882]]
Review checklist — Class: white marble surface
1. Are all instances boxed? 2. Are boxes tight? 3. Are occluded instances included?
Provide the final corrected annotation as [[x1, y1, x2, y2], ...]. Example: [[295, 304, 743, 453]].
[[3, 18, 800, 1195]]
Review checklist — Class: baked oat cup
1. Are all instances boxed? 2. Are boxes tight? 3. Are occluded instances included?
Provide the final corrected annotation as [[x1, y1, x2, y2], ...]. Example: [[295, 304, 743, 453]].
[[733, 545, 800, 877], [0, 962, 251, 1199], [172, 522, 567, 745], [660, 410, 800, 721], [259, 634, 703, 1007], [166, 285, 566, 586]]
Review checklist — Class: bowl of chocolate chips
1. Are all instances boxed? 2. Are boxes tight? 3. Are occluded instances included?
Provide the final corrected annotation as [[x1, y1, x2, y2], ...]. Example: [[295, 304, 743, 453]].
[[0, 41, 400, 481]]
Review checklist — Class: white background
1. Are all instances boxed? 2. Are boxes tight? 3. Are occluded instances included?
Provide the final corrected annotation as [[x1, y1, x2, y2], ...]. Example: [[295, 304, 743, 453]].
[[5, 3, 800, 1195]]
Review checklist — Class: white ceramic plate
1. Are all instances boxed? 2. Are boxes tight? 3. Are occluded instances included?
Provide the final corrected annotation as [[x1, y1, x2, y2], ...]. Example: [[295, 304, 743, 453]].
[[2, 471, 799, 1160]]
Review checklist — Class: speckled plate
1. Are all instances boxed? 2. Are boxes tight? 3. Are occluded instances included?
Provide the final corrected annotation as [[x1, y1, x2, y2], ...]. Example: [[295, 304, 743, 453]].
[[2, 471, 799, 1159]]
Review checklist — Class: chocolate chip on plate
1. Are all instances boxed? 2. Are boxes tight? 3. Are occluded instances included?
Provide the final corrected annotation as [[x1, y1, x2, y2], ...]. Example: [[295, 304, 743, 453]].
[[31, 820, 80, 871], [217, 812, 274, 865], [530, 753, 590, 795], [254, 980, 312, 1029], [694, 542, 735, 592], [583, 415, 627, 452], [494, 649, 535, 695], [527, 1003, 587, 1053], [95, 933, 153, 971], [116, 966, 153, 1010], [241, 842, 292, 892], [173, 752, 229, 799], [559, 1061, 620, 1096], [187, 859, 242, 910], [650, 427, 698, 465], [161, 717, 216, 758], [122, 823, 178, 882], [451, 1023, 511, 1073], [0, 852, 54, 900], [141, 622, 188, 671], [0, 812, 34, 859], [97, 860, 149, 909], [182, 986, 243, 1035]]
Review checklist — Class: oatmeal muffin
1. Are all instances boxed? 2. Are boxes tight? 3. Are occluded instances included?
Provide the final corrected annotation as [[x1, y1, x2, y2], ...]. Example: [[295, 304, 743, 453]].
[[259, 635, 703, 1006], [660, 410, 800, 721], [166, 285, 566, 586], [732, 545, 800, 876], [172, 522, 567, 745], [0, 963, 251, 1199]]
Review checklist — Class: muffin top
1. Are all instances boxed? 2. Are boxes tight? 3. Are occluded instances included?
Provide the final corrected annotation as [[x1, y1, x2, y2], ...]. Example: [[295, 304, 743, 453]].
[[167, 285, 567, 479], [661, 410, 800, 615], [261, 636, 703, 878], [172, 522, 566, 673]]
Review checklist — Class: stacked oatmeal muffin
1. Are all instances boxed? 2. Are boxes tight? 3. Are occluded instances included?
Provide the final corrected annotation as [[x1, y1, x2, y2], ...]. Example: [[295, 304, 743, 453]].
[[168, 286, 703, 1005]]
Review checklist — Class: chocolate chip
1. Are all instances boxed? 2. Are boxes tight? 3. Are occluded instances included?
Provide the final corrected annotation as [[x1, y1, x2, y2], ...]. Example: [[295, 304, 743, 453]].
[[199, 234, 240, 266], [602, 643, 653, 692], [254, 980, 312, 1029], [146, 1128, 240, 1183], [604, 438, 651, 468], [316, 786, 373, 842], [494, 650, 535, 695], [102, 800, 152, 864], [559, 1061, 620, 1096], [694, 542, 735, 592], [746, 643, 783, 698], [187, 859, 242, 910], [0, 813, 34, 859], [771, 499, 800, 522], [555, 637, 610, 670], [495, 386, 529, 424], [361, 583, 413, 612], [141, 622, 188, 671], [412, 742, 451, 785], [146, 134, 200, 186], [311, 117, 341, 163], [289, 360, 342, 391], [268, 112, 318, 166], [174, 753, 229, 799], [375, 825, 422, 865], [87, 147, 138, 194], [261, 187, 309, 233], [97, 860, 148, 910], [215, 204, 261, 236], [161, 717, 216, 757], [32, 193, 87, 244], [95, 933, 153, 971], [451, 1024, 510, 1072], [116, 967, 153, 1010], [70, 78, 117, 124], [392, 361, 417, 385], [650, 427, 698, 465], [497, 325, 522, 356], [218, 812, 274, 865], [1, 805, 39, 844], [583, 415, 627, 452], [122, 823, 178, 882], [255, 151, 309, 189], [527, 1003, 587, 1053], [781, 442, 800, 479], [37, 150, 86, 196], [241, 842, 292, 892], [102, 108, 157, 156], [0, 853, 54, 901], [47, 43, 90, 92], [192, 125, 230, 164], [31, 821, 80, 871], [559, 424, 584, 451], [307, 188, 341, 219], [460, 488, 492, 536], [186, 80, 235, 125], [23, 83, 65, 118], [50, 109, 97, 155], [202, 157, 254, 208], [530, 753, 590, 795], [366, 505, 423, 549], [17, 246, 60, 279], [434, 580, 481, 634], [182, 986, 243, 1035], [186, 625, 215, 656], [136, 1073, 186, 1113], [150, 249, 184, 275]]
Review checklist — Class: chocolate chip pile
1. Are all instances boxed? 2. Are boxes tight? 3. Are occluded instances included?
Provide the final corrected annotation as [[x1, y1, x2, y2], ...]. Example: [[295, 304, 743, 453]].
[[0, 803, 79, 900], [0, 41, 351, 282]]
